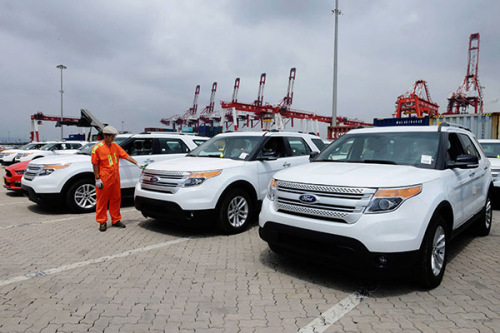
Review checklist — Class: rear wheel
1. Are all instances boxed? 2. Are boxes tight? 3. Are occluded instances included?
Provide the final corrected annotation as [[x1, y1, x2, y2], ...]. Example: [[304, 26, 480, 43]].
[[475, 192, 492, 236], [417, 215, 448, 289], [216, 188, 253, 235], [66, 178, 97, 213]]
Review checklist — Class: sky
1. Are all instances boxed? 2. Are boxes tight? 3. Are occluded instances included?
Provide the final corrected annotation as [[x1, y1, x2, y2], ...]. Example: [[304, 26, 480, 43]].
[[1, 0, 499, 142]]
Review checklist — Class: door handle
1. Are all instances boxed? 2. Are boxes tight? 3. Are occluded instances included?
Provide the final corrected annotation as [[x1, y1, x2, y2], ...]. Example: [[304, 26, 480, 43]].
[[144, 159, 155, 164], [469, 172, 475, 177]]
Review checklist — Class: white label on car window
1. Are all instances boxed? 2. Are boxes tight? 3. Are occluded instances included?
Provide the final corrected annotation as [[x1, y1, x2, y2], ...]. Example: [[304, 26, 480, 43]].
[[421, 155, 433, 164], [239, 152, 249, 159]]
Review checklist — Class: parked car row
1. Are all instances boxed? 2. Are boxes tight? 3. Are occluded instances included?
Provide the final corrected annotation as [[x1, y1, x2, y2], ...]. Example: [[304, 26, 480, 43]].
[[2, 126, 495, 289]]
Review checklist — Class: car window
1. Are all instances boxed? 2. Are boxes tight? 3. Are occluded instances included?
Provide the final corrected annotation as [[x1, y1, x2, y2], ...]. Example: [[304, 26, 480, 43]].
[[193, 139, 208, 146], [189, 136, 262, 160], [311, 138, 326, 151], [157, 138, 189, 154], [258, 137, 286, 158], [316, 132, 440, 169], [286, 137, 312, 156], [479, 142, 500, 158], [123, 138, 154, 156], [458, 134, 481, 159], [447, 133, 465, 161]]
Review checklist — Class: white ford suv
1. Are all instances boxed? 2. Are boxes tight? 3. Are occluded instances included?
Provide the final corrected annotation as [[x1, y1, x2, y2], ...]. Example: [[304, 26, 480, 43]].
[[478, 139, 500, 190], [21, 133, 208, 213], [134, 131, 324, 234], [259, 124, 492, 289], [15, 141, 86, 162], [0, 142, 47, 165]]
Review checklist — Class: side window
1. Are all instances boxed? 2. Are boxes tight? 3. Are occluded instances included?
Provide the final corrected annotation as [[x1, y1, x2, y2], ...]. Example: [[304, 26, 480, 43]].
[[157, 138, 189, 154], [311, 138, 326, 151], [71, 143, 81, 149], [123, 139, 154, 156], [286, 137, 312, 156], [447, 133, 465, 161], [458, 134, 481, 159], [260, 137, 286, 158], [193, 139, 207, 146]]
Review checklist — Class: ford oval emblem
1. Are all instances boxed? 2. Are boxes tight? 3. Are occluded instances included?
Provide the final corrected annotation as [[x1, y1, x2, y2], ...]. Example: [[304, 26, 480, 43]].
[[299, 194, 318, 204], [150, 176, 159, 182]]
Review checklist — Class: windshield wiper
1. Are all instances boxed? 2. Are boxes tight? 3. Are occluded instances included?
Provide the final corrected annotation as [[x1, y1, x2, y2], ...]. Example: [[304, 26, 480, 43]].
[[363, 159, 397, 165]]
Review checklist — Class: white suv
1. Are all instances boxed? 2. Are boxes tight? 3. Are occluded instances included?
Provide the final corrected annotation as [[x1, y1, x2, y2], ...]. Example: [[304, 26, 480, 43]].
[[478, 139, 500, 190], [0, 142, 47, 165], [259, 125, 492, 289], [15, 141, 86, 162], [134, 131, 323, 234], [21, 133, 208, 213]]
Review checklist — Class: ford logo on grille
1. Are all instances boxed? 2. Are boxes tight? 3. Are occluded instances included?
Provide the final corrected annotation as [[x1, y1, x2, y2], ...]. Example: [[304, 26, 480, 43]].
[[299, 194, 318, 204], [150, 176, 159, 182]]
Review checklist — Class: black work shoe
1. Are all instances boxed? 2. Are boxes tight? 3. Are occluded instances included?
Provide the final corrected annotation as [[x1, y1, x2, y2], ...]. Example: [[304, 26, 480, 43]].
[[112, 221, 126, 228], [99, 222, 107, 232]]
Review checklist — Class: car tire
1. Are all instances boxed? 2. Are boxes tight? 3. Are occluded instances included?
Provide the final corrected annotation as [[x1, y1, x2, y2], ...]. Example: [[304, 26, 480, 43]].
[[475, 192, 492, 237], [417, 214, 448, 289], [66, 178, 97, 213], [216, 188, 253, 235]]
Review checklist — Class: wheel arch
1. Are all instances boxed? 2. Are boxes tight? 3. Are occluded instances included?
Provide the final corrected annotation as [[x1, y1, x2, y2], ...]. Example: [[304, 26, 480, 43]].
[[61, 172, 95, 198], [215, 180, 258, 210], [427, 201, 454, 241]]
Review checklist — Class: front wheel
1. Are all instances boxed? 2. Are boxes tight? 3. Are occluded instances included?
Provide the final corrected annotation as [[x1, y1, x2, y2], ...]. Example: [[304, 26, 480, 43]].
[[66, 178, 97, 213], [417, 215, 448, 289], [475, 192, 492, 236], [216, 188, 253, 235]]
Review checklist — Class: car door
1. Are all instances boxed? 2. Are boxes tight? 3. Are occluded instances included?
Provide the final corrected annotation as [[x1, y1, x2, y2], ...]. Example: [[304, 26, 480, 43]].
[[445, 132, 474, 227], [458, 133, 489, 218]]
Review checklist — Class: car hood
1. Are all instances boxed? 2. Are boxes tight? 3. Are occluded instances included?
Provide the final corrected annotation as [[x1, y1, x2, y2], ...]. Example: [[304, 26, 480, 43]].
[[147, 156, 245, 172], [6, 161, 30, 171], [274, 162, 441, 188], [29, 154, 90, 165]]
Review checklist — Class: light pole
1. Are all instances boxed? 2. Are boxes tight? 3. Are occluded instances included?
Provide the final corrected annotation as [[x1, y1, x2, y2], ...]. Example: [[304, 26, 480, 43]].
[[331, 0, 341, 127], [56, 64, 67, 140]]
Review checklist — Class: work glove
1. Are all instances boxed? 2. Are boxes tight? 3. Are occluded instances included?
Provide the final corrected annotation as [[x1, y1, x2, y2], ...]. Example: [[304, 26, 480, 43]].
[[137, 163, 148, 170], [95, 179, 103, 189]]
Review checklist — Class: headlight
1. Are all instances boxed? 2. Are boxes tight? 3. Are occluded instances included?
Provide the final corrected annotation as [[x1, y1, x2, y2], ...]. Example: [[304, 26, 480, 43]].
[[38, 164, 70, 176], [23, 152, 34, 157], [183, 170, 221, 187], [365, 185, 422, 213], [267, 178, 277, 201]]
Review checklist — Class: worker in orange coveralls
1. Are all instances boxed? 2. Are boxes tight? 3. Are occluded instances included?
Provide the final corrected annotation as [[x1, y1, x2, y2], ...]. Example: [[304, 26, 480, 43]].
[[92, 126, 140, 232]]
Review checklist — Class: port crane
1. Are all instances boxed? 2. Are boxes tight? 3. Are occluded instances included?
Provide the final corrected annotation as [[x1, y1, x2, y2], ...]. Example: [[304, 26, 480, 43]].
[[394, 80, 439, 118], [160, 85, 201, 130], [446, 33, 483, 114]]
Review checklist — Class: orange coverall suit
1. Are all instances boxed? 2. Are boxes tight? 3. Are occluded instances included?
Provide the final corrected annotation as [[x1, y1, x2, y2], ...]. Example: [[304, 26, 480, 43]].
[[91, 141, 129, 224]]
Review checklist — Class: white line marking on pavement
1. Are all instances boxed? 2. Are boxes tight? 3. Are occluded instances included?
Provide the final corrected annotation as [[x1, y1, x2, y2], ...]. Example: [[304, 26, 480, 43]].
[[0, 238, 190, 287], [298, 291, 367, 333], [0, 201, 27, 206]]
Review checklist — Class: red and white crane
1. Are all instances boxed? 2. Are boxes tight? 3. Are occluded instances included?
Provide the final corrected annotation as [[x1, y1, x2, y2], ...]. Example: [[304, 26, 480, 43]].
[[160, 85, 200, 130], [198, 82, 220, 126], [394, 80, 439, 118], [446, 33, 483, 114]]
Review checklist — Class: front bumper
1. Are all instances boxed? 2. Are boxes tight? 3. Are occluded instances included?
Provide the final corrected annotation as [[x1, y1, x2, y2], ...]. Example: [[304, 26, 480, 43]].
[[259, 222, 419, 272], [3, 176, 22, 191], [134, 196, 215, 225], [21, 184, 62, 205]]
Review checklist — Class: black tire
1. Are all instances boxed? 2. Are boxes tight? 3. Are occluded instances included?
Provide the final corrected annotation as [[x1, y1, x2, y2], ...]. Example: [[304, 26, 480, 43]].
[[65, 178, 97, 213], [268, 244, 284, 255], [417, 214, 448, 289], [475, 192, 492, 237], [216, 188, 253, 235]]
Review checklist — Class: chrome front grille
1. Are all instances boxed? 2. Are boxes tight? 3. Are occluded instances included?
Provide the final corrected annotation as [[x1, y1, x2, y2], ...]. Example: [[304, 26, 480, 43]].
[[275, 180, 376, 224], [0, 153, 5, 158], [140, 170, 189, 194], [490, 167, 500, 180], [23, 165, 42, 181]]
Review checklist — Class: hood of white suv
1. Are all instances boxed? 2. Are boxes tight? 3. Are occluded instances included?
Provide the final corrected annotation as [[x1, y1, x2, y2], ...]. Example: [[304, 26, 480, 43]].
[[487, 157, 500, 168], [147, 156, 245, 172], [29, 154, 90, 165], [274, 162, 440, 188]]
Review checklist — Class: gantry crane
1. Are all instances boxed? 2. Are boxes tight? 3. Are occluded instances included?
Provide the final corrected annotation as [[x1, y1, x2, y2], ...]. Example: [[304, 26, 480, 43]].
[[446, 33, 483, 114], [160, 85, 200, 130], [198, 82, 220, 126], [394, 80, 439, 118]]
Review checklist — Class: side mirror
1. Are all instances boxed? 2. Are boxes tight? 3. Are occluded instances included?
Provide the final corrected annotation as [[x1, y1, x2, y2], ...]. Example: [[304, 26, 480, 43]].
[[447, 154, 479, 169], [257, 154, 277, 161], [309, 151, 319, 160]]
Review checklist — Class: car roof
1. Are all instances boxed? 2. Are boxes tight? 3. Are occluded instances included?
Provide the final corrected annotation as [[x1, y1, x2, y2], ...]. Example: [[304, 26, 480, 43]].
[[129, 133, 210, 139], [213, 131, 321, 138], [348, 125, 473, 135], [478, 139, 500, 143]]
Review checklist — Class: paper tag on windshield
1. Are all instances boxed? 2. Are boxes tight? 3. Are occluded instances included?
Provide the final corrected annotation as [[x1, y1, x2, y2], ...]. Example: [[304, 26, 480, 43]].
[[239, 152, 249, 159], [421, 155, 433, 164]]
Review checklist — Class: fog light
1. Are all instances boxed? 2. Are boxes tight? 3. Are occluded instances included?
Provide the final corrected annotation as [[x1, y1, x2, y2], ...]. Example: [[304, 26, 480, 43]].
[[378, 255, 388, 265]]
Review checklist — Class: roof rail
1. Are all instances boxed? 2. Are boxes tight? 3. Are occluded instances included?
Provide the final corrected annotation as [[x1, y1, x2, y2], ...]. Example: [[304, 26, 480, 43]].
[[438, 122, 471, 132]]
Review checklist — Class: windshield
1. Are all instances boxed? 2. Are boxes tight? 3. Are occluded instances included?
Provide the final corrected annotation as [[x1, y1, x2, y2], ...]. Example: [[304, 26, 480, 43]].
[[77, 142, 98, 155], [114, 136, 129, 145], [315, 131, 440, 168], [40, 143, 58, 151], [188, 136, 263, 160], [479, 142, 500, 158]]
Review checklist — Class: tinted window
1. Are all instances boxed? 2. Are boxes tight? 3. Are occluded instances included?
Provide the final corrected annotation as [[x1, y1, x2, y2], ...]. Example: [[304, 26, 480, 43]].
[[311, 138, 326, 151], [258, 137, 287, 158], [287, 137, 312, 156], [157, 138, 189, 154], [123, 139, 154, 156], [458, 134, 480, 159]]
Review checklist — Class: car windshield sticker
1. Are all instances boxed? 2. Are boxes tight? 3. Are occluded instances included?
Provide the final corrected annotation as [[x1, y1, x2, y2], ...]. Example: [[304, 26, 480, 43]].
[[239, 153, 249, 159], [421, 155, 433, 164]]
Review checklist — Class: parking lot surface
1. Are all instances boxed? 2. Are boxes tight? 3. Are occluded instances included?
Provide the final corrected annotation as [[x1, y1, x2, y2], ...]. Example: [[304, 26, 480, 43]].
[[0, 169, 499, 332]]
